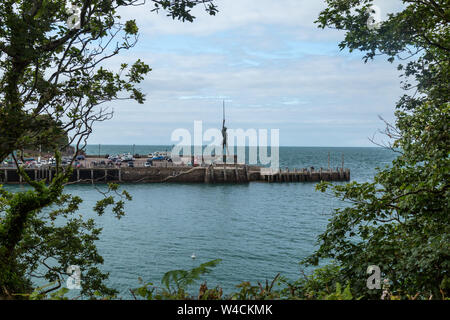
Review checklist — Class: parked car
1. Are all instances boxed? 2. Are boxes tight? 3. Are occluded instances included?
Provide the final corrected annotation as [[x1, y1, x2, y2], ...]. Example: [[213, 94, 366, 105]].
[[76, 155, 85, 161], [108, 155, 119, 162], [128, 161, 134, 168], [121, 153, 133, 162], [24, 161, 33, 168]]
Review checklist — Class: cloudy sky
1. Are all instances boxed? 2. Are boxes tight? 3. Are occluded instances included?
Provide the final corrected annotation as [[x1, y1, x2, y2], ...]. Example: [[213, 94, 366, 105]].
[[89, 0, 406, 147]]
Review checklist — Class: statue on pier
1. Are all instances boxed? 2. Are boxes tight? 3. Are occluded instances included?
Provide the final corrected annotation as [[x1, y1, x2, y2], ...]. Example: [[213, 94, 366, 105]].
[[221, 100, 229, 160]]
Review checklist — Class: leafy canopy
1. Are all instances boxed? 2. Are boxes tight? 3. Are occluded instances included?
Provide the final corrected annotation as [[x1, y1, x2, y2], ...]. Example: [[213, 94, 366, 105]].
[[305, 0, 449, 299]]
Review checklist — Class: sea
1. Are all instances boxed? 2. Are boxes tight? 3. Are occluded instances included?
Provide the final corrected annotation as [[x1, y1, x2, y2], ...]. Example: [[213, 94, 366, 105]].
[[5, 146, 397, 298]]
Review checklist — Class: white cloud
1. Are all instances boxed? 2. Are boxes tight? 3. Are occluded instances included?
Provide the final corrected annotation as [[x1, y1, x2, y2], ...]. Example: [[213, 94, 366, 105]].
[[86, 0, 407, 146], [119, 0, 404, 38]]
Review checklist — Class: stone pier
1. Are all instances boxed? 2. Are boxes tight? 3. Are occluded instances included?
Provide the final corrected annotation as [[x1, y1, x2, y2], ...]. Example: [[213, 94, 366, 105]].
[[0, 165, 350, 184]]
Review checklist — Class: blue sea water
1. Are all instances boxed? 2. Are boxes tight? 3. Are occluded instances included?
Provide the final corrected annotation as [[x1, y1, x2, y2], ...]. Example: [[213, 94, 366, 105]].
[[6, 146, 397, 297]]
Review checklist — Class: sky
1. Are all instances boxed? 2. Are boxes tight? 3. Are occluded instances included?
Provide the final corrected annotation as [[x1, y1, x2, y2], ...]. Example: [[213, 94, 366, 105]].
[[88, 0, 406, 147]]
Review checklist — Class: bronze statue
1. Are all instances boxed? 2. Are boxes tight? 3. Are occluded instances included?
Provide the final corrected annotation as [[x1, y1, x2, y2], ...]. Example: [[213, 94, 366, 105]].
[[221, 100, 228, 158]]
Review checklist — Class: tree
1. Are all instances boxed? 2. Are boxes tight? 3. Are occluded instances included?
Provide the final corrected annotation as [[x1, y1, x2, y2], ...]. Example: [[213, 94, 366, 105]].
[[304, 0, 449, 299], [18, 115, 70, 155], [0, 0, 217, 299]]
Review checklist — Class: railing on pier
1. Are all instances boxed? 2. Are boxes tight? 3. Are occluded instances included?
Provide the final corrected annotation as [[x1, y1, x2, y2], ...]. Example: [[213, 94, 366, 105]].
[[259, 167, 350, 182]]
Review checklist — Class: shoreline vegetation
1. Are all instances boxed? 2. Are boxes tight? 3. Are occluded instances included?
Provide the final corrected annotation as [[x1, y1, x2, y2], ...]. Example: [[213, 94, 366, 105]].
[[21, 261, 447, 301]]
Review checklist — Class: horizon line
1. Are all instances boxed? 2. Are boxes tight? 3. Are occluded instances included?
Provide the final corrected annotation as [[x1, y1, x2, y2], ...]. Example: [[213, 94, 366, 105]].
[[81, 144, 385, 148]]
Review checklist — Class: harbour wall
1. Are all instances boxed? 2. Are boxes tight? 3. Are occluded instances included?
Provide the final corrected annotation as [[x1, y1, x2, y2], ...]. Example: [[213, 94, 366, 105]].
[[0, 165, 350, 184]]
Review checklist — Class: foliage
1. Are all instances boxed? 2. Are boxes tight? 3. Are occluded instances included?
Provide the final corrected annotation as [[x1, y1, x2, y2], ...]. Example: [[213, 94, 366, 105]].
[[20, 115, 69, 154], [304, 0, 450, 300], [228, 280, 278, 300], [130, 263, 357, 300], [0, 0, 218, 299], [0, 177, 133, 298], [274, 264, 343, 300], [25, 260, 447, 300], [131, 259, 222, 300], [152, 0, 218, 22], [161, 258, 222, 292]]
